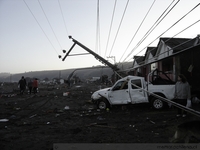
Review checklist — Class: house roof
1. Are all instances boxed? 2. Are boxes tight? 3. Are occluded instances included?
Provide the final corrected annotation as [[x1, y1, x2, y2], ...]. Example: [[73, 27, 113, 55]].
[[159, 37, 198, 53], [131, 36, 200, 69], [144, 47, 157, 60], [133, 56, 145, 65]]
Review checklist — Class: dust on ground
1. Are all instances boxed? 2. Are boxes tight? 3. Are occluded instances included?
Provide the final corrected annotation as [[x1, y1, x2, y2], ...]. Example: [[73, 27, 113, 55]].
[[0, 82, 200, 150]]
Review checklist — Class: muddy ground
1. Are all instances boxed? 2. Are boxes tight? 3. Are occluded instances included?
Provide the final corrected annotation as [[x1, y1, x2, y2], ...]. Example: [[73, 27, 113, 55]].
[[0, 82, 200, 150]]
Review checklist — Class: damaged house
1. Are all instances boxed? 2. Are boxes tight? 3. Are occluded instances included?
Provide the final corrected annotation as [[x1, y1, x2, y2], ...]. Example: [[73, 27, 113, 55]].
[[131, 35, 200, 96]]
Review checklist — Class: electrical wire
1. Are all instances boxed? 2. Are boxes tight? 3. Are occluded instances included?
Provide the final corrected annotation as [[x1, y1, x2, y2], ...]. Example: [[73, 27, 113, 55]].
[[104, 0, 117, 58], [122, 0, 180, 63], [38, 0, 63, 49], [121, 0, 177, 62], [133, 40, 200, 72], [119, 0, 157, 62], [117, 18, 200, 73], [58, 0, 69, 37], [124, 2, 200, 64], [117, 0, 178, 68], [108, 0, 130, 56], [95, 0, 101, 54], [132, 0, 180, 56], [23, 0, 58, 55], [127, 19, 200, 72]]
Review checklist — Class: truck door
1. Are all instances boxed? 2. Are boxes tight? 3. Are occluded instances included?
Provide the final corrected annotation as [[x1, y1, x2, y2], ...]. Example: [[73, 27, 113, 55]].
[[108, 80, 131, 104], [129, 79, 148, 104]]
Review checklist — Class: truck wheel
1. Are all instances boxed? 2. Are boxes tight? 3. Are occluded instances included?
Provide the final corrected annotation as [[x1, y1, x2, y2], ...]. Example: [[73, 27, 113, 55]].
[[151, 97, 164, 109], [97, 99, 109, 110]]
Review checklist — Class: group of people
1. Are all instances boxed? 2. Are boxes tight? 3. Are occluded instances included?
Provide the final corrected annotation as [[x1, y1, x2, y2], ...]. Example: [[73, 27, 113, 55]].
[[18, 76, 38, 95]]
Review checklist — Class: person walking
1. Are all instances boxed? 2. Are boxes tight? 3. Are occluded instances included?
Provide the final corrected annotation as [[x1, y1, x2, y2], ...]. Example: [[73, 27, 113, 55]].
[[18, 76, 27, 95], [174, 74, 191, 117], [33, 78, 38, 94], [28, 79, 33, 94]]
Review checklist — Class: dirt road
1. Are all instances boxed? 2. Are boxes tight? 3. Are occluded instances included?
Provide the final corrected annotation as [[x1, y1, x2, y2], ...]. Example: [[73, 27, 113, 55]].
[[0, 83, 200, 150]]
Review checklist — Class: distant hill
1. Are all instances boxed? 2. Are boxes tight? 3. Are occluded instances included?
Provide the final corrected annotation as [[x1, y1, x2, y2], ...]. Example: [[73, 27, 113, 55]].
[[0, 62, 133, 82], [0, 72, 10, 78]]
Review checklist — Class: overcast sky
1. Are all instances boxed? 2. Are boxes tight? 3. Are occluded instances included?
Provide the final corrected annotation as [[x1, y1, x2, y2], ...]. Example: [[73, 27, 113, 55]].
[[0, 0, 199, 74]]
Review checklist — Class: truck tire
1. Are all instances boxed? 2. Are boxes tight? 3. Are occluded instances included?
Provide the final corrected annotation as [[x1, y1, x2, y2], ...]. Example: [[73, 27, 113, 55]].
[[151, 97, 164, 110], [97, 99, 110, 110]]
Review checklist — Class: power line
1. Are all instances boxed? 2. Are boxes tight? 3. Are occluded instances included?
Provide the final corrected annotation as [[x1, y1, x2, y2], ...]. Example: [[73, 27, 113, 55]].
[[108, 0, 130, 56], [38, 0, 63, 49], [130, 20, 200, 71], [117, 18, 200, 72], [118, 0, 178, 65], [134, 39, 200, 71], [122, 0, 180, 63], [123, 2, 200, 63], [58, 0, 69, 37], [119, 0, 157, 62], [95, 0, 101, 54], [23, 0, 58, 55], [104, 0, 117, 58]]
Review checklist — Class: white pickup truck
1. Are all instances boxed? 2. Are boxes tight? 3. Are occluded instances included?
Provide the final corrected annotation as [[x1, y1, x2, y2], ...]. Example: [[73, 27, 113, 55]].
[[91, 71, 175, 110]]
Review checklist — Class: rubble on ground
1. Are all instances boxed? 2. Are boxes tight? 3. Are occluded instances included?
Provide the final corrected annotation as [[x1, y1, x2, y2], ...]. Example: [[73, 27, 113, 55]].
[[0, 82, 200, 150]]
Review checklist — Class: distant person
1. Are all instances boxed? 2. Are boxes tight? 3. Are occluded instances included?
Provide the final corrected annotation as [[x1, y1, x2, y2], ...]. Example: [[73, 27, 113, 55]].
[[33, 78, 38, 94], [173, 74, 191, 117], [18, 76, 27, 95], [28, 79, 33, 94]]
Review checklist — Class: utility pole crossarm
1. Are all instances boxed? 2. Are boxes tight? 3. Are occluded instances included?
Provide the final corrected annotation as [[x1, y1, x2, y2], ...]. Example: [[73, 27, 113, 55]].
[[62, 42, 76, 61]]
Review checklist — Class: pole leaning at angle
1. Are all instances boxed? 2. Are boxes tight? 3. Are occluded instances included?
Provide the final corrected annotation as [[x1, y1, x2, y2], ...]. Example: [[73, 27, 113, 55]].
[[62, 36, 120, 72]]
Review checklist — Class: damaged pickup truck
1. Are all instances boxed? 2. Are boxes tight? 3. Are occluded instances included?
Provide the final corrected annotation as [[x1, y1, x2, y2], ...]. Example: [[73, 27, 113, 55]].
[[91, 70, 175, 110]]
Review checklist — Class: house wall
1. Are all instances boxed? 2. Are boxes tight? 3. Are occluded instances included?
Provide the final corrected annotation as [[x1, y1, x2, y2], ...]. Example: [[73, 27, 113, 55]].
[[131, 37, 200, 94], [178, 46, 200, 94], [156, 41, 171, 60], [145, 52, 154, 64], [144, 65, 150, 81]]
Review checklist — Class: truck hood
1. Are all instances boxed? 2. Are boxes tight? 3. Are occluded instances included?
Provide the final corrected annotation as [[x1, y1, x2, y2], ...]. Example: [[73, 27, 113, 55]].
[[91, 87, 110, 100]]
